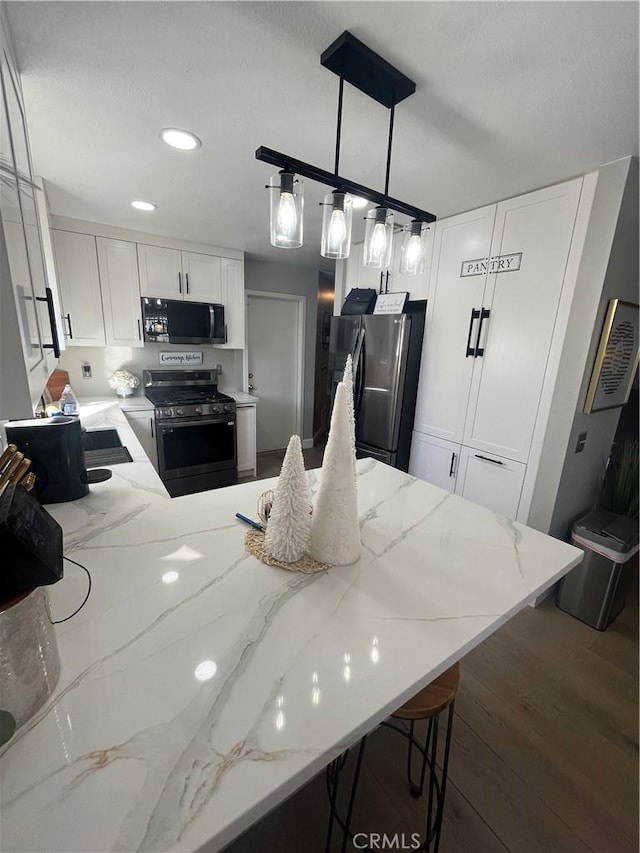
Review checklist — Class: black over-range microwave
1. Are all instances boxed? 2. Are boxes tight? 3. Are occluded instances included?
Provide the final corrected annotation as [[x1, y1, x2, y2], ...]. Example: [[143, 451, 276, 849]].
[[141, 298, 226, 345]]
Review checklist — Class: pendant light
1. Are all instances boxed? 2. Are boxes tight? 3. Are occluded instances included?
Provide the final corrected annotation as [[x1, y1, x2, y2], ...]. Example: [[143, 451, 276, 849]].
[[321, 190, 353, 259], [268, 170, 303, 249], [257, 32, 436, 257], [363, 207, 394, 268], [399, 220, 429, 276]]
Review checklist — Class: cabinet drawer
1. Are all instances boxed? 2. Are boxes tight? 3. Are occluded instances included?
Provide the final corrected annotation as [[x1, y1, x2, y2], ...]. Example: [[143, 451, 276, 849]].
[[455, 446, 526, 519]]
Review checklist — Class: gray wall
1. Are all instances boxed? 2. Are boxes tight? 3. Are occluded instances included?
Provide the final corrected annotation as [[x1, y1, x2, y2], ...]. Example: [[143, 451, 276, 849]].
[[528, 157, 638, 539], [244, 258, 319, 442]]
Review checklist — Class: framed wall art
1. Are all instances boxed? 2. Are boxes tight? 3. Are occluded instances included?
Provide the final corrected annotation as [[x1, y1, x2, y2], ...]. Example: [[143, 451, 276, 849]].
[[583, 299, 639, 413]]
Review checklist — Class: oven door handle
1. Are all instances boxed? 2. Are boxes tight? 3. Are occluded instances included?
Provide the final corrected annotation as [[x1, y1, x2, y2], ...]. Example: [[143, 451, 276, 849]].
[[159, 417, 235, 430]]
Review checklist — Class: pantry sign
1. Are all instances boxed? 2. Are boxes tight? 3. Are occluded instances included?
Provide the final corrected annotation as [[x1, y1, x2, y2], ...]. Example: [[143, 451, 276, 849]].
[[461, 252, 522, 277]]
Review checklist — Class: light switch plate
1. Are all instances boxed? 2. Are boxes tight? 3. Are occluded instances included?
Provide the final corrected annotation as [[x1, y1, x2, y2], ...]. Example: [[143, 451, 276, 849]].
[[81, 364, 92, 378], [575, 432, 587, 453]]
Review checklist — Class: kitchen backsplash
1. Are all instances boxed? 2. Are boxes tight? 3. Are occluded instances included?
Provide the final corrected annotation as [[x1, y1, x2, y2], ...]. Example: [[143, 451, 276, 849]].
[[58, 345, 244, 398]]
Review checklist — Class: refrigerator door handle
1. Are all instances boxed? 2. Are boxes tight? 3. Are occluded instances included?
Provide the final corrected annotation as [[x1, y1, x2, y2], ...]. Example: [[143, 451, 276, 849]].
[[355, 331, 366, 420]]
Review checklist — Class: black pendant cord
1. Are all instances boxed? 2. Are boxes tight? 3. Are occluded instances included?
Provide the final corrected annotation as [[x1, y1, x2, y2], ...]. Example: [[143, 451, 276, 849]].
[[383, 102, 395, 200], [334, 77, 344, 178]]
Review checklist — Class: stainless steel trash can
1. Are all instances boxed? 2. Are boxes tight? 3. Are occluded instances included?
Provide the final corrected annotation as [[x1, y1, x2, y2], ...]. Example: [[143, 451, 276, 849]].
[[557, 510, 639, 630]]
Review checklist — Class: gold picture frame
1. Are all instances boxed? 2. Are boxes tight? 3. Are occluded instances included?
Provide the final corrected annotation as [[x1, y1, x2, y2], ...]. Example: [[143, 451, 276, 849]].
[[583, 298, 639, 414]]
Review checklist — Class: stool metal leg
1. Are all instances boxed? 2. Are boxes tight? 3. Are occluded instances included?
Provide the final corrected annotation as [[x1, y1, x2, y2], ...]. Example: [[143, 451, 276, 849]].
[[340, 735, 367, 853], [433, 701, 455, 853], [425, 712, 439, 850]]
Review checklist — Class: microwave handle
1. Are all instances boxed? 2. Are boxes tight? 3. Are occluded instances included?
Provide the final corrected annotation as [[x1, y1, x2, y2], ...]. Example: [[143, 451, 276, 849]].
[[225, 324, 228, 344]]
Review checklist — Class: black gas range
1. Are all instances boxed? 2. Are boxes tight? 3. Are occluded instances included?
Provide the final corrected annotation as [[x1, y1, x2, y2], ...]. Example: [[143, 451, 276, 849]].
[[143, 369, 237, 497]]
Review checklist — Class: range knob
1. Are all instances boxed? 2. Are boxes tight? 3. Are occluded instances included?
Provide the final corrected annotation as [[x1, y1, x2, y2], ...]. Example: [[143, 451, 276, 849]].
[[194, 406, 202, 415], [212, 404, 222, 414], [176, 408, 184, 417], [223, 403, 234, 413], [162, 408, 173, 417]]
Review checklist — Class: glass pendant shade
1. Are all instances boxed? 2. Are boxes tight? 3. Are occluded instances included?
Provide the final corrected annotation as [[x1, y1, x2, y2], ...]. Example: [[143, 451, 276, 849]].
[[269, 171, 303, 248], [363, 207, 394, 269], [399, 220, 429, 276], [321, 191, 353, 259]]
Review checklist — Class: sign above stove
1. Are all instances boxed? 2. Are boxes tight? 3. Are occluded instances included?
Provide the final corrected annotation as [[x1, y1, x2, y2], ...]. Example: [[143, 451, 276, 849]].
[[159, 351, 203, 366]]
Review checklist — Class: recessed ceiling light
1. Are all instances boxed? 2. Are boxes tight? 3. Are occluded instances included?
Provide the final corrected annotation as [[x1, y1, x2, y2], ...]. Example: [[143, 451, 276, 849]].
[[131, 200, 157, 211], [160, 127, 202, 151], [350, 196, 369, 209]]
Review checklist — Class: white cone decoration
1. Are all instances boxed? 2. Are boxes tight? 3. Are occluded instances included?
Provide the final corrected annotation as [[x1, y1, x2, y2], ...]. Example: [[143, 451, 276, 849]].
[[310, 382, 361, 566], [264, 435, 311, 563], [342, 354, 356, 469]]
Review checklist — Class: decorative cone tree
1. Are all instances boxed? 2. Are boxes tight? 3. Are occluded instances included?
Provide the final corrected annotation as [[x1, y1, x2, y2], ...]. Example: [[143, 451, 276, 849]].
[[264, 435, 311, 563], [310, 382, 361, 565], [342, 353, 356, 468]]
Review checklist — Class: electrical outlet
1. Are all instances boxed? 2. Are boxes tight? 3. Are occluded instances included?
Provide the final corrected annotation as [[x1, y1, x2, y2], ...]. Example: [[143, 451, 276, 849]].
[[81, 364, 92, 379], [215, 363, 222, 375], [575, 432, 587, 453]]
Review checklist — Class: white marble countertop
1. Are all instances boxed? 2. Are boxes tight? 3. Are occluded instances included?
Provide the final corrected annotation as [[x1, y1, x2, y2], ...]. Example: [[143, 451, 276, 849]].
[[0, 399, 583, 853], [219, 389, 259, 404]]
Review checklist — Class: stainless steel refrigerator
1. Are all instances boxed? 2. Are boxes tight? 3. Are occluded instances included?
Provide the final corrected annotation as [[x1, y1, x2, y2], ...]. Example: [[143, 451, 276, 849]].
[[329, 303, 426, 471]]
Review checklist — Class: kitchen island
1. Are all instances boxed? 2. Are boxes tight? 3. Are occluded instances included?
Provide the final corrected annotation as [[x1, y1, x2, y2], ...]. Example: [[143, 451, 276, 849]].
[[0, 400, 583, 852]]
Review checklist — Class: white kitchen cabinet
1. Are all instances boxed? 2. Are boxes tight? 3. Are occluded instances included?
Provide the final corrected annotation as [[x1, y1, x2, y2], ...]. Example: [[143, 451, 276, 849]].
[[236, 403, 256, 476], [390, 226, 433, 301], [462, 178, 583, 463], [96, 237, 143, 347], [342, 237, 432, 303], [52, 230, 105, 346], [137, 244, 183, 299], [408, 432, 460, 493], [124, 410, 159, 472], [454, 446, 526, 519], [217, 258, 245, 348], [414, 178, 582, 464], [182, 251, 222, 303], [413, 206, 496, 443]]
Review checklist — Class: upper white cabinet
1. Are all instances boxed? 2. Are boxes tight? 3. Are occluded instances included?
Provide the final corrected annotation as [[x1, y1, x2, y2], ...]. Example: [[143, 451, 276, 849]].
[[341, 234, 432, 303], [96, 237, 143, 347], [413, 206, 496, 444], [138, 244, 223, 303], [217, 257, 245, 348], [181, 251, 222, 302], [137, 244, 183, 299], [52, 229, 105, 346]]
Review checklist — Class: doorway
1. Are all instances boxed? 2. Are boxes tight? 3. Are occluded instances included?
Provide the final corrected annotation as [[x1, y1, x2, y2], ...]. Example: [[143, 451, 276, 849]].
[[246, 291, 305, 453]]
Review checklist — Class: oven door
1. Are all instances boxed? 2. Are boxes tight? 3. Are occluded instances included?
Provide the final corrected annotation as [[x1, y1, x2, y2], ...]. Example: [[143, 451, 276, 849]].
[[157, 416, 237, 480]]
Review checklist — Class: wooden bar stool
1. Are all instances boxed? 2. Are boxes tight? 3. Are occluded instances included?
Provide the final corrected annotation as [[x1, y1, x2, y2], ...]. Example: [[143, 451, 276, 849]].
[[326, 663, 460, 853]]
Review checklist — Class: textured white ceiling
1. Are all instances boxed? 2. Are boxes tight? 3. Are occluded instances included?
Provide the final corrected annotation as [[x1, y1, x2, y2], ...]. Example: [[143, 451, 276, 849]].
[[6, 1, 639, 270]]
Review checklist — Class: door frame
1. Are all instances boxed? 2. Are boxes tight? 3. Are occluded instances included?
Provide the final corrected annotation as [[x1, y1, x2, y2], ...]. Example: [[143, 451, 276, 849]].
[[244, 290, 306, 444]]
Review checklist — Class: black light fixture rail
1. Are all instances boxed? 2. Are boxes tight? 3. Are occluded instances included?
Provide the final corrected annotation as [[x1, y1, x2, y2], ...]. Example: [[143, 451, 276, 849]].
[[255, 146, 436, 223]]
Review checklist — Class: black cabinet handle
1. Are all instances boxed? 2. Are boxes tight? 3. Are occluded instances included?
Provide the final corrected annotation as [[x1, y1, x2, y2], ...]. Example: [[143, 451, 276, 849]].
[[449, 452, 456, 477], [224, 324, 228, 344], [474, 308, 491, 357], [474, 453, 503, 466], [137, 318, 141, 340], [37, 288, 61, 358], [150, 417, 154, 439], [466, 309, 480, 357], [65, 313, 73, 339], [185, 272, 189, 295], [379, 272, 384, 295], [385, 271, 390, 294], [178, 271, 182, 294]]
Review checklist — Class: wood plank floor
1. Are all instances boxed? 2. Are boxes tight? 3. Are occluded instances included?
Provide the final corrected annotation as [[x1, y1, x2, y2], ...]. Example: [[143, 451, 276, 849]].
[[224, 581, 638, 853]]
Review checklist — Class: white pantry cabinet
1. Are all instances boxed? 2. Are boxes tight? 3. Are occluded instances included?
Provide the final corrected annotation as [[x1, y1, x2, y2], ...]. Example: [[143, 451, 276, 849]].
[[236, 403, 256, 477], [408, 432, 460, 493], [414, 177, 583, 463], [454, 447, 527, 519], [123, 410, 159, 471], [96, 237, 143, 347], [52, 230, 105, 347]]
